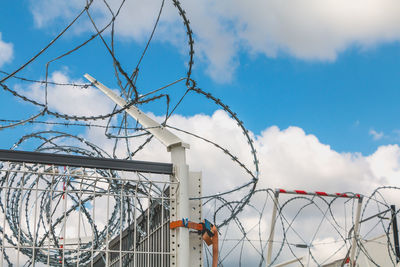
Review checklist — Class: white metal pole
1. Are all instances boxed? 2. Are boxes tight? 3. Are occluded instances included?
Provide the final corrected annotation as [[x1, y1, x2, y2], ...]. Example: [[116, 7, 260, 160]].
[[350, 197, 363, 267], [169, 145, 190, 267], [266, 191, 279, 267]]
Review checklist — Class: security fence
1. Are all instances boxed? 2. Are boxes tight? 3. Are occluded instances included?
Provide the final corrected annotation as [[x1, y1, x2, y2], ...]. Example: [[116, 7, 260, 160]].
[[0, 149, 176, 266]]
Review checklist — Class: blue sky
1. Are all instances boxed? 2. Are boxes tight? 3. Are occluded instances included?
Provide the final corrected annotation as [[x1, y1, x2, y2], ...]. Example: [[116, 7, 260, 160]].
[[1, 0, 400, 156], [230, 44, 400, 154]]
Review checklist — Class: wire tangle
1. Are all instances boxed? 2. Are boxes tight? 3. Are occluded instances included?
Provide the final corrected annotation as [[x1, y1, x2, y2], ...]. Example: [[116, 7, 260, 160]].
[[0, 1, 398, 267]]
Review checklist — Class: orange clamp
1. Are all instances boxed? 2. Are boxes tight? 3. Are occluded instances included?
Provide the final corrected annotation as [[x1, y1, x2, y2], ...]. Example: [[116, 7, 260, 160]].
[[170, 219, 219, 267]]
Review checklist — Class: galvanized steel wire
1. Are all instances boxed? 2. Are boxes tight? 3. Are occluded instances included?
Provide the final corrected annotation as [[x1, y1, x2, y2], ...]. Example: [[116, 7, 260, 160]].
[[0, 1, 399, 266]]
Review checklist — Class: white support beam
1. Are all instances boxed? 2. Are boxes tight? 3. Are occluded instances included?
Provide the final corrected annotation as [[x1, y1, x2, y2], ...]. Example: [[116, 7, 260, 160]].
[[84, 74, 189, 150]]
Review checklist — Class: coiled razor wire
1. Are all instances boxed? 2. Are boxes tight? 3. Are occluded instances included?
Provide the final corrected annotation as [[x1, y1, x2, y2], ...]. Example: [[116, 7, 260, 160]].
[[203, 187, 400, 267], [0, 0, 399, 266], [0, 0, 259, 227], [0, 131, 173, 266]]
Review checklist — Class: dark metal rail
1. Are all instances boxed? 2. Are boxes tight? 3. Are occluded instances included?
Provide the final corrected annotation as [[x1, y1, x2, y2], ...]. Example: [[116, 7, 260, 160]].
[[0, 149, 173, 174]]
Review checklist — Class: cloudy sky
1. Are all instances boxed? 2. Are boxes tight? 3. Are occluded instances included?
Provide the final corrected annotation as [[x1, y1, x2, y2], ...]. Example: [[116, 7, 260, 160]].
[[1, 0, 399, 188], [1, 1, 400, 265]]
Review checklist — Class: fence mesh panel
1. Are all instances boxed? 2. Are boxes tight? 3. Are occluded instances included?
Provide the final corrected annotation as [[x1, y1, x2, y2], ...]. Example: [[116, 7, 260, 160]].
[[0, 161, 176, 266]]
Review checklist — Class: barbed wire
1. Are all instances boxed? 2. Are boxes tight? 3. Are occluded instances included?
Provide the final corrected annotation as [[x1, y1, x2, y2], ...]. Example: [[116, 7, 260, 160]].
[[0, 0, 259, 221], [0, 0, 398, 266], [205, 187, 400, 266], [0, 0, 259, 265]]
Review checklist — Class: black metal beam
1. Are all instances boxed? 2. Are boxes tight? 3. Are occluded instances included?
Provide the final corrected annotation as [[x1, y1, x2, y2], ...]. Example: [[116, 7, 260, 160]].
[[391, 205, 400, 263], [0, 149, 173, 174]]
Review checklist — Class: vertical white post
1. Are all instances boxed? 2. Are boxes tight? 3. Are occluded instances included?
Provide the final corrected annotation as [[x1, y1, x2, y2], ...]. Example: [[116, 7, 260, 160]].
[[266, 191, 279, 267], [350, 196, 363, 267], [169, 144, 190, 267]]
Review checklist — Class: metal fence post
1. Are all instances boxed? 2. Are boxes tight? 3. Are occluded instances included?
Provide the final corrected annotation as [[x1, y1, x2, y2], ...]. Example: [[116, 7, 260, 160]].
[[266, 190, 279, 266], [350, 196, 363, 267], [169, 145, 190, 267]]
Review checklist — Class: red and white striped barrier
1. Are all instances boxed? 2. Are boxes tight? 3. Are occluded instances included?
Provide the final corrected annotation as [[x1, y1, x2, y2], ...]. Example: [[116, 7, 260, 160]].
[[277, 188, 361, 199], [266, 188, 363, 266]]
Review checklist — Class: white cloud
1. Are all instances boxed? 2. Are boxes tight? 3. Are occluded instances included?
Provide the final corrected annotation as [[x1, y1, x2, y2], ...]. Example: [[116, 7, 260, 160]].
[[79, 108, 400, 203], [29, 0, 400, 82], [256, 126, 379, 193], [369, 129, 384, 140], [26, 71, 395, 201], [367, 144, 400, 184], [221, 0, 400, 60], [0, 32, 13, 67], [30, 0, 83, 28]]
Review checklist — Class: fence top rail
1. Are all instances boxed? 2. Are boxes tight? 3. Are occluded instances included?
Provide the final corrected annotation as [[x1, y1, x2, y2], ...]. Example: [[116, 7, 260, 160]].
[[276, 188, 362, 199], [0, 149, 173, 174]]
